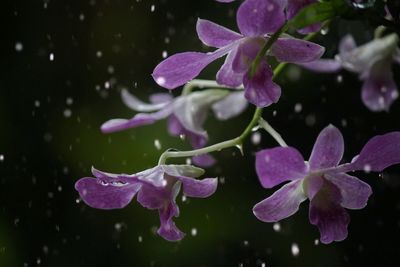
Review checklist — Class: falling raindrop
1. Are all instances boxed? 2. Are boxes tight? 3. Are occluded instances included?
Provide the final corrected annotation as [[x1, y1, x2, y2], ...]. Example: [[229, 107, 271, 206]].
[[251, 132, 261, 145], [364, 164, 371, 173], [294, 103, 302, 113], [191, 228, 197, 236], [291, 243, 300, 257], [66, 97, 73, 105], [63, 109, 72, 118], [15, 42, 23, 52], [273, 223, 281, 232], [154, 139, 162, 150]]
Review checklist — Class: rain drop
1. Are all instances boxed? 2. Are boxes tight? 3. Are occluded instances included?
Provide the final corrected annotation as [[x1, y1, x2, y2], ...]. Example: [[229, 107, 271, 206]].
[[63, 109, 72, 118], [15, 42, 23, 52], [364, 164, 371, 173], [191, 228, 197, 236], [291, 243, 300, 257], [154, 139, 162, 150], [294, 103, 302, 113], [273, 223, 281, 232], [251, 132, 261, 145]]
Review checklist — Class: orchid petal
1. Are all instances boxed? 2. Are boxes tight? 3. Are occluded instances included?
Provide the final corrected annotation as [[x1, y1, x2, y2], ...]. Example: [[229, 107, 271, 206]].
[[175, 176, 218, 198], [243, 62, 281, 107], [212, 91, 248, 120], [309, 125, 344, 170], [100, 105, 173, 134], [309, 181, 350, 244], [361, 67, 398, 112], [75, 177, 140, 210], [346, 132, 400, 172], [325, 173, 372, 209], [304, 175, 324, 200], [237, 0, 286, 36], [196, 19, 242, 48], [152, 47, 232, 89], [271, 38, 325, 63], [192, 154, 217, 167], [157, 182, 185, 241], [137, 184, 167, 209], [149, 93, 174, 104], [300, 59, 342, 73], [253, 180, 306, 222], [338, 34, 399, 74], [216, 47, 245, 87], [338, 34, 356, 54], [173, 90, 228, 136], [256, 147, 307, 188], [121, 89, 171, 112]]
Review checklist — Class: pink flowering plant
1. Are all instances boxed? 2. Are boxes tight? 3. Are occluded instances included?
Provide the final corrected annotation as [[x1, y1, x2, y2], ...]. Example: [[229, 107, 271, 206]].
[[76, 0, 400, 244]]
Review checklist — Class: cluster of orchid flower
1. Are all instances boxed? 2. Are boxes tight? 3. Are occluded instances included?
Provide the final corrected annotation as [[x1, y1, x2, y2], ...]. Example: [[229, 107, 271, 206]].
[[76, 0, 400, 244]]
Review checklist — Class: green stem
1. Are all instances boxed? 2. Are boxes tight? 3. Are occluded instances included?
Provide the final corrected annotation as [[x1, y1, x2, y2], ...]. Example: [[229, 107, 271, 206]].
[[158, 108, 262, 165], [250, 22, 289, 77], [258, 118, 288, 147]]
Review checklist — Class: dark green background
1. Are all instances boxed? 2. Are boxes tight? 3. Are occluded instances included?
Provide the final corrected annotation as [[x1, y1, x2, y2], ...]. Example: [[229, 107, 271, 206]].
[[1, 0, 400, 266]]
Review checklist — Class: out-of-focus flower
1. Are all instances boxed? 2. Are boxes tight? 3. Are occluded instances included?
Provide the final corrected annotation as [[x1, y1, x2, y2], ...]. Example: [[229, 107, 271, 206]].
[[153, 0, 324, 107], [101, 88, 248, 166], [75, 164, 218, 241], [302, 33, 400, 111], [253, 125, 400, 244]]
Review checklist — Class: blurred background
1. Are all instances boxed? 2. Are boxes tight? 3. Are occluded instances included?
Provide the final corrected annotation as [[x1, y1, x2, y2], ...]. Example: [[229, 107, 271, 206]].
[[1, 0, 400, 266]]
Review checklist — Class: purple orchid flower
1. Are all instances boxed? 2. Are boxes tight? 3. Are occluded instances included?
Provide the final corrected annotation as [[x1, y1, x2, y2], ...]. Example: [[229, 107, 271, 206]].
[[152, 0, 325, 108], [101, 88, 248, 167], [215, 0, 320, 34], [75, 164, 218, 241], [302, 33, 400, 111], [253, 125, 400, 244]]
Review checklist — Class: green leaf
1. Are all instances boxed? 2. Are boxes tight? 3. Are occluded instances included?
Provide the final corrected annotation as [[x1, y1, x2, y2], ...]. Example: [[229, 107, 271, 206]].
[[290, 0, 348, 30]]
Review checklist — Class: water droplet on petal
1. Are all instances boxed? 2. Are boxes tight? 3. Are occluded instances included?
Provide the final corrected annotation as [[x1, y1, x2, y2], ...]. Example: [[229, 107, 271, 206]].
[[363, 164, 371, 173]]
